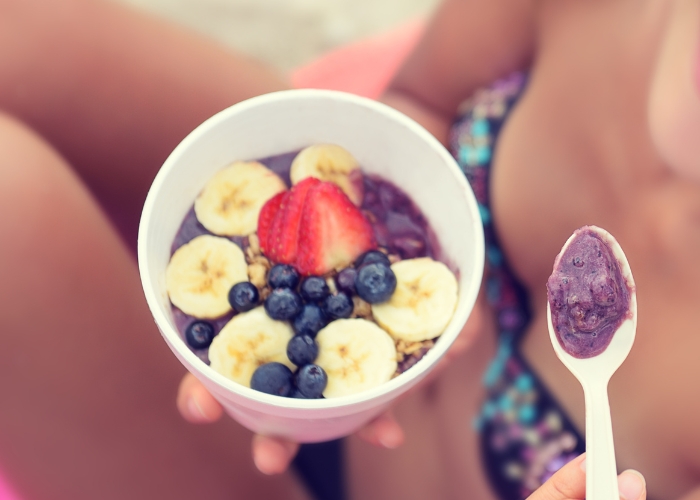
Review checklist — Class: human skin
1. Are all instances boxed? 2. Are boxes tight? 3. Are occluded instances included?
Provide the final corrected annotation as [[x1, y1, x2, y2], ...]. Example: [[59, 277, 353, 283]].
[[0, 0, 482, 495], [3, 0, 700, 499], [347, 0, 700, 499], [0, 0, 286, 251], [0, 0, 474, 496], [0, 111, 311, 499], [648, 0, 700, 182], [0, 0, 310, 498], [525, 453, 647, 500], [176, 0, 700, 498]]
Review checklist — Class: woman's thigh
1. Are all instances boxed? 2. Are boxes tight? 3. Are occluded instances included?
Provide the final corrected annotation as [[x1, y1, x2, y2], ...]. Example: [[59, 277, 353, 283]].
[[0, 112, 309, 500], [0, 0, 288, 249]]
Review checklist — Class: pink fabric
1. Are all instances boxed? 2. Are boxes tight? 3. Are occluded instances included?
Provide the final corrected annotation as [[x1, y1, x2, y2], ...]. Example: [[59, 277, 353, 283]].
[[291, 18, 425, 98], [0, 19, 424, 499]]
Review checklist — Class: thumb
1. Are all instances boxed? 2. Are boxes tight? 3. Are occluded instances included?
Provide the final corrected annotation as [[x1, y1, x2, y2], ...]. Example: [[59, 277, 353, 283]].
[[526, 454, 587, 500], [526, 454, 647, 500]]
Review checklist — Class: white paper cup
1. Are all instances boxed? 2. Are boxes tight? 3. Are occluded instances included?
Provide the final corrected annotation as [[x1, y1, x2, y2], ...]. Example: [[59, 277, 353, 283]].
[[138, 89, 484, 443]]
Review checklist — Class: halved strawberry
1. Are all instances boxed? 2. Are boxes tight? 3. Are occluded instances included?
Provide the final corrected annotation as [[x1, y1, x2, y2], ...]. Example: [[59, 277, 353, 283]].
[[268, 177, 320, 264], [258, 190, 286, 257], [296, 181, 376, 276]]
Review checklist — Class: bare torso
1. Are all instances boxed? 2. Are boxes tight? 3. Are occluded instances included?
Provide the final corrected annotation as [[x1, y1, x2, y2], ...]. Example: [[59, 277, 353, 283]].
[[349, 1, 700, 498]]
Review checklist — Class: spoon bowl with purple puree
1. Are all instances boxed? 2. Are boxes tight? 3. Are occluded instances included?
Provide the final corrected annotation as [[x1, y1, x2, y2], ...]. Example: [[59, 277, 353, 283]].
[[546, 225, 637, 500]]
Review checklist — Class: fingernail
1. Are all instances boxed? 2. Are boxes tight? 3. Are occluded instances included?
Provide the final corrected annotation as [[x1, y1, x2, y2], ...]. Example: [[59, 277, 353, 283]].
[[252, 439, 277, 475], [252, 437, 295, 475], [619, 470, 646, 500], [187, 396, 206, 420], [253, 452, 274, 475], [378, 426, 403, 449]]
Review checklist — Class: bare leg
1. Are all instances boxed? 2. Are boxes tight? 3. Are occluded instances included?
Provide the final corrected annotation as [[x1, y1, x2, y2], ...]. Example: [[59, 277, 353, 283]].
[[0, 112, 309, 500], [0, 0, 289, 247]]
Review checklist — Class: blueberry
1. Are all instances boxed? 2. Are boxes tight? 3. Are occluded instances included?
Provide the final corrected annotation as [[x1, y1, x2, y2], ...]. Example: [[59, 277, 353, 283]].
[[322, 292, 354, 320], [355, 262, 397, 303], [250, 362, 294, 397], [295, 364, 328, 399], [292, 303, 327, 337], [335, 268, 357, 295], [264, 288, 303, 320], [185, 321, 215, 349], [290, 389, 310, 399], [287, 334, 319, 366], [267, 264, 300, 289], [355, 250, 391, 268], [299, 276, 330, 302], [228, 282, 259, 313]]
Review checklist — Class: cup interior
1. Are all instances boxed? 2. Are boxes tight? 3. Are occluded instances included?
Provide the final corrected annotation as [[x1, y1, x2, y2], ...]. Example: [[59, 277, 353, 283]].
[[138, 89, 484, 414]]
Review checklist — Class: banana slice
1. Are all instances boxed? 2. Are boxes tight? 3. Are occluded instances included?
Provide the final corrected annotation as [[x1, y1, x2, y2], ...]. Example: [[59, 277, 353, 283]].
[[290, 144, 364, 205], [372, 258, 458, 342], [166, 235, 248, 319], [208, 307, 295, 387], [314, 318, 397, 398], [194, 161, 286, 236]]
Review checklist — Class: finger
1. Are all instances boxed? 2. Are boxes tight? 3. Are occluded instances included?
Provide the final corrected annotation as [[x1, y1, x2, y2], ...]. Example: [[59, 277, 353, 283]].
[[355, 411, 405, 449], [526, 453, 586, 500], [527, 454, 647, 500], [251, 435, 300, 475], [618, 469, 646, 500], [176, 372, 224, 424]]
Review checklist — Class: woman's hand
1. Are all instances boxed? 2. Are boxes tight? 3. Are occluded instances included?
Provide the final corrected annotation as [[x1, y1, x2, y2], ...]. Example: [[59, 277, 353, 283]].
[[177, 373, 406, 474], [527, 454, 646, 500], [176, 293, 487, 474]]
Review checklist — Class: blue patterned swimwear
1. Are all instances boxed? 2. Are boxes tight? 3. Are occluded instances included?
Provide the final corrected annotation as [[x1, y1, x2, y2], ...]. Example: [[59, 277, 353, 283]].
[[449, 72, 585, 499]]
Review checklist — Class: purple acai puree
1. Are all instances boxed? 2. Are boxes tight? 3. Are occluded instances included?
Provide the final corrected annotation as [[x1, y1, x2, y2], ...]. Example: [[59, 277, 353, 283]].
[[170, 149, 441, 361], [361, 174, 438, 260], [546, 227, 632, 359]]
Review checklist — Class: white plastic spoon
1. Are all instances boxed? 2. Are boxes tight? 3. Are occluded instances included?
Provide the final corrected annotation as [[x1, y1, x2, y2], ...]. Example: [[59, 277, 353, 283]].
[[546, 225, 637, 500]]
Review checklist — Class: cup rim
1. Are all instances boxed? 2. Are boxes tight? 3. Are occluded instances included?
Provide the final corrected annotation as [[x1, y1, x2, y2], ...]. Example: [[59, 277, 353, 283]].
[[138, 88, 484, 411]]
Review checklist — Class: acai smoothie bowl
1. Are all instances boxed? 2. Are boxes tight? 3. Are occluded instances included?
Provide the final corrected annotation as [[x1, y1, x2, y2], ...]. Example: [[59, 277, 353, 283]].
[[138, 89, 484, 442]]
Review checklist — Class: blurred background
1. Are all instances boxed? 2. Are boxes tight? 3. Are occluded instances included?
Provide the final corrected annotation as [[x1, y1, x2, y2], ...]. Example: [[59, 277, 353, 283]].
[[116, 0, 439, 72]]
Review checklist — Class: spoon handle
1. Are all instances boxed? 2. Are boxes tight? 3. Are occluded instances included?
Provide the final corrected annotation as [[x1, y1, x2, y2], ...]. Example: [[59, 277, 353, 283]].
[[583, 378, 619, 500]]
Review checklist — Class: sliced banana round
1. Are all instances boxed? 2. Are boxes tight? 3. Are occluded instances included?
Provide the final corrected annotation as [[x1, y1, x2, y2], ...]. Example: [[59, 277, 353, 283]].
[[290, 144, 364, 205], [372, 258, 458, 342], [314, 318, 397, 398], [166, 235, 248, 319], [194, 161, 286, 236], [208, 307, 295, 387]]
